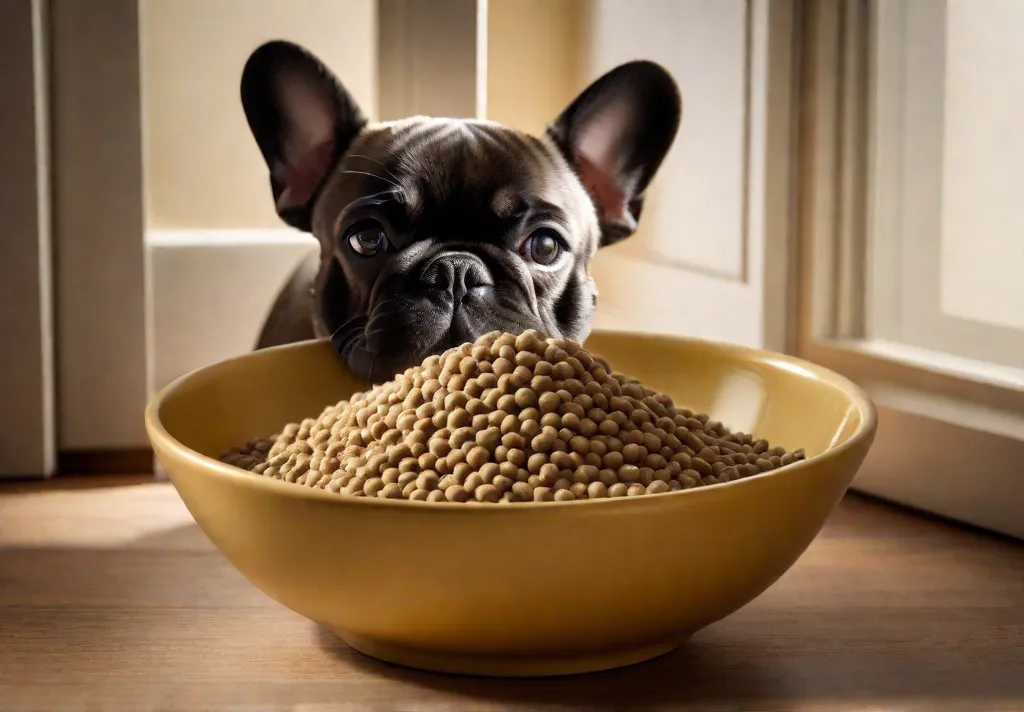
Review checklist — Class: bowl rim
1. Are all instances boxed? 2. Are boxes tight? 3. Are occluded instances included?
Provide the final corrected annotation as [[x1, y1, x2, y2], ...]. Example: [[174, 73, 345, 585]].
[[145, 330, 877, 512]]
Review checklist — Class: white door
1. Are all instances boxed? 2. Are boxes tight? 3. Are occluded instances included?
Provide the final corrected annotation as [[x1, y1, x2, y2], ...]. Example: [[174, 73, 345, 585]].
[[800, 0, 1024, 539], [585, 0, 797, 354]]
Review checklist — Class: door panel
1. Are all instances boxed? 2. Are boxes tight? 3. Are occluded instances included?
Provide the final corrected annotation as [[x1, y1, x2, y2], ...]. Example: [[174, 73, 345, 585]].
[[50, 0, 148, 452], [0, 0, 56, 477], [586, 0, 797, 352]]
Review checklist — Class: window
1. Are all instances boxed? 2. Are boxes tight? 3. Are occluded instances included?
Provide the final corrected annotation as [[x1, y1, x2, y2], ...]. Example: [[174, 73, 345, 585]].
[[798, 0, 1024, 538]]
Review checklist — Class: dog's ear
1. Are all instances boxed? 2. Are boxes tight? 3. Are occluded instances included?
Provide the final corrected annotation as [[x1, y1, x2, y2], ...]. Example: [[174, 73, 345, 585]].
[[547, 61, 681, 247], [241, 40, 367, 232]]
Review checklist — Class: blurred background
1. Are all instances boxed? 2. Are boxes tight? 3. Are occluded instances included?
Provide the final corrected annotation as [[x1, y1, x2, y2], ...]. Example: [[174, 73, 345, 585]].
[[1, 0, 1022, 540]]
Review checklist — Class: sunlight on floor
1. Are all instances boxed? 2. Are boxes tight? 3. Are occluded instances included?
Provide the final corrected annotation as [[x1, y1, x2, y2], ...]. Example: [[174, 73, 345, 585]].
[[0, 481, 195, 548]]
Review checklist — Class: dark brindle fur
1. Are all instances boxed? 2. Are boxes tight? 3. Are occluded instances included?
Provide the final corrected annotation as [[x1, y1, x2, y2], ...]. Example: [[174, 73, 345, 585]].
[[242, 41, 680, 382]]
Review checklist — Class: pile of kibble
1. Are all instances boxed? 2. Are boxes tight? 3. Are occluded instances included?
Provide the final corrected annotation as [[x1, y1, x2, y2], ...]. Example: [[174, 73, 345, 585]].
[[221, 330, 805, 503]]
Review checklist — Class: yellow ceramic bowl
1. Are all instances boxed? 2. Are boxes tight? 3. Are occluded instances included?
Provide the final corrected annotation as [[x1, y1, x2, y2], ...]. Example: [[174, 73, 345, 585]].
[[145, 331, 875, 678]]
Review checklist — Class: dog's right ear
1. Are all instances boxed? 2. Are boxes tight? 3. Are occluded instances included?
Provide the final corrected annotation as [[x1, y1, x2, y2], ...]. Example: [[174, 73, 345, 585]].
[[241, 41, 367, 232]]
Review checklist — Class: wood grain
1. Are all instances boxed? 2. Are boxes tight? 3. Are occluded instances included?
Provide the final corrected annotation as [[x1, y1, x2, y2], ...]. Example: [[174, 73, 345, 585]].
[[1, 478, 1022, 712]]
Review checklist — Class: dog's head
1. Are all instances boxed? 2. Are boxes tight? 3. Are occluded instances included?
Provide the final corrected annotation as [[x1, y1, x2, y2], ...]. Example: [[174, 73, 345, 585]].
[[241, 41, 680, 381]]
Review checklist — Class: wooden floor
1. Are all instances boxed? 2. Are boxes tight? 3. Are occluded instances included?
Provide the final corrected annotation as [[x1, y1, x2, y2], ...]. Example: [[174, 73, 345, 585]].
[[1, 476, 1022, 712]]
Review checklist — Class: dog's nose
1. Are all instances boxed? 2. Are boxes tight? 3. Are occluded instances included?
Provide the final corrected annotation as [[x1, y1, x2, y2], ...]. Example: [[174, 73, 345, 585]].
[[419, 252, 493, 303]]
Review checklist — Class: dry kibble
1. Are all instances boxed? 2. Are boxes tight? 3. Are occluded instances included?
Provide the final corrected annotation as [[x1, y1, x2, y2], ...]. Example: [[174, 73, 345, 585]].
[[445, 485, 470, 503], [474, 484, 500, 503], [534, 486, 554, 502], [538, 463, 560, 486], [608, 482, 628, 498], [363, 477, 384, 497], [538, 391, 561, 414], [646, 479, 670, 495], [492, 475, 514, 493], [379, 482, 403, 499], [466, 446, 490, 469], [618, 464, 640, 483], [222, 331, 806, 503]]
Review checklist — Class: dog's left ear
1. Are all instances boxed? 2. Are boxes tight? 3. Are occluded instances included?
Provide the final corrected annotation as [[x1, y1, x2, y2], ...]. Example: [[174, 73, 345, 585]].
[[547, 61, 681, 247]]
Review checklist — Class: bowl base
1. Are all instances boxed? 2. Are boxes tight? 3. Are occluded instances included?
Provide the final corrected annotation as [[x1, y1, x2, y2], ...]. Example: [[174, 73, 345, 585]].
[[335, 630, 686, 677]]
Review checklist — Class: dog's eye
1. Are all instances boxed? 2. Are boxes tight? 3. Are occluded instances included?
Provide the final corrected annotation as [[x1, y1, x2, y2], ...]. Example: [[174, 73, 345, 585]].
[[347, 224, 387, 256], [522, 230, 563, 266]]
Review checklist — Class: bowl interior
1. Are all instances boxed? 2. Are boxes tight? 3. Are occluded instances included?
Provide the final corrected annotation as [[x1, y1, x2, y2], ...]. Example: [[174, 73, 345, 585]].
[[156, 331, 869, 468]]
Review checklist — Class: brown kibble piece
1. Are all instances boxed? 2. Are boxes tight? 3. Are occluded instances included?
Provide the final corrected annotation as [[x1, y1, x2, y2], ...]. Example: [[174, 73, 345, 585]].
[[363, 478, 384, 497], [379, 482, 403, 499], [646, 480, 670, 495], [538, 391, 561, 414], [608, 482, 628, 497], [618, 464, 640, 483], [445, 485, 470, 503], [475, 484, 500, 503], [222, 331, 806, 503]]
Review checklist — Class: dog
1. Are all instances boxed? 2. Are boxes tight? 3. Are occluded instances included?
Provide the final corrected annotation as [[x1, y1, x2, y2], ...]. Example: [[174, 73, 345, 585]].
[[241, 40, 680, 382]]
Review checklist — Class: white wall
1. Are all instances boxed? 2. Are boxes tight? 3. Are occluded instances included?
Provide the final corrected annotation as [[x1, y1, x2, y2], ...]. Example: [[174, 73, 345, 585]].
[[141, 0, 377, 230], [143, 0, 377, 396], [485, 0, 586, 134]]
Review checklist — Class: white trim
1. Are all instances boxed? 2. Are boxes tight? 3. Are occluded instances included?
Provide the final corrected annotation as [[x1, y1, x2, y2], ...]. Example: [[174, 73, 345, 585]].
[[864, 0, 906, 343], [31, 0, 56, 475], [139, 0, 156, 442], [0, 0, 56, 477], [866, 381, 1024, 443], [146, 228, 315, 248], [475, 0, 488, 120], [835, 338, 1024, 393]]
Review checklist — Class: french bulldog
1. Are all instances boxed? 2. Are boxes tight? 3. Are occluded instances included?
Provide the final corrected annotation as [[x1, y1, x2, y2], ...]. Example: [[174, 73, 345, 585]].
[[242, 40, 680, 382]]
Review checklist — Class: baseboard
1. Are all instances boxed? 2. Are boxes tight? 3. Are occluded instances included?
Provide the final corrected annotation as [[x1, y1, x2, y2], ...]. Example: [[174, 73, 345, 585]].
[[57, 448, 154, 475]]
